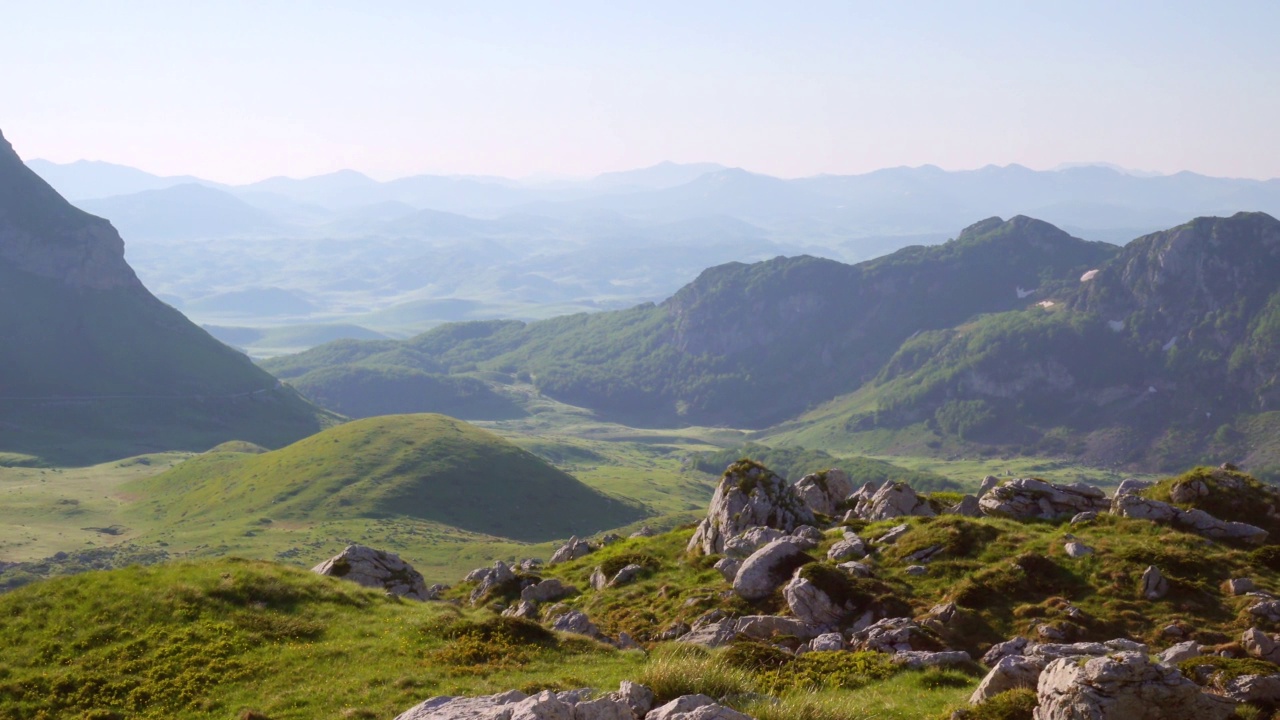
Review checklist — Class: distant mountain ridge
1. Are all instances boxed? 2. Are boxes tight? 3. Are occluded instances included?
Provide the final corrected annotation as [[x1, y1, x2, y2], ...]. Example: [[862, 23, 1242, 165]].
[[267, 212, 1280, 475], [0, 129, 332, 463]]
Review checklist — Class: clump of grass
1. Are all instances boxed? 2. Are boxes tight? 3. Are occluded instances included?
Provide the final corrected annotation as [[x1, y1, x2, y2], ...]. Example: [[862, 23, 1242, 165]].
[[721, 641, 795, 671], [946, 688, 1037, 720], [600, 553, 662, 578], [756, 651, 900, 695], [888, 516, 1001, 562], [635, 647, 752, 703], [951, 553, 1078, 609], [1179, 655, 1280, 685]]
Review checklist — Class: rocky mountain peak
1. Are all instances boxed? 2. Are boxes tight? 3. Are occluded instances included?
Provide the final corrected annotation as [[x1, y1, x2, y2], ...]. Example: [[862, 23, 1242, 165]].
[[0, 128, 139, 290]]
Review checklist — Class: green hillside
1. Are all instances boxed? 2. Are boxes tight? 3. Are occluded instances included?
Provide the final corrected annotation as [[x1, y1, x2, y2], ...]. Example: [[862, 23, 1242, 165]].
[[125, 414, 647, 542], [0, 128, 332, 464], [265, 216, 1115, 427]]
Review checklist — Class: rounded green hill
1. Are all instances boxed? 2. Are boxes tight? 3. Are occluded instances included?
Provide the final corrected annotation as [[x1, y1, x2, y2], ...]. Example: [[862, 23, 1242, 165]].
[[127, 414, 646, 542]]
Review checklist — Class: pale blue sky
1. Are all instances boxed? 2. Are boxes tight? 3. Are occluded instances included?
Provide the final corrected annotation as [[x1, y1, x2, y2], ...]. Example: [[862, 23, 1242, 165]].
[[4, 1, 1278, 182]]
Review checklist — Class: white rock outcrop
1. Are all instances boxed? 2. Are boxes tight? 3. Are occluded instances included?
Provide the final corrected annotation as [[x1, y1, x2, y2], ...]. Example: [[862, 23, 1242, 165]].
[[688, 463, 816, 555], [311, 544, 433, 601]]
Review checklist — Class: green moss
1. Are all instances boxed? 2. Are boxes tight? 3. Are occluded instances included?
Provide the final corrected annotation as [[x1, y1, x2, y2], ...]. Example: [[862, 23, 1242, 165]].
[[951, 553, 1079, 609], [1179, 655, 1280, 685]]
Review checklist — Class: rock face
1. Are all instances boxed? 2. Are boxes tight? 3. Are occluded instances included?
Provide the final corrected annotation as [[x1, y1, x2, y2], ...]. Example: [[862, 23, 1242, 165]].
[[732, 539, 813, 601], [793, 469, 854, 516], [688, 462, 816, 555], [854, 481, 935, 520], [1033, 652, 1235, 720], [723, 527, 786, 559], [1112, 494, 1268, 544], [312, 545, 433, 601], [979, 478, 1108, 520]]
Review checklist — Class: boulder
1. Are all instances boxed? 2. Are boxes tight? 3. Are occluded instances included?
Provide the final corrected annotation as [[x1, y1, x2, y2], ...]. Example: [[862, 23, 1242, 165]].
[[549, 536, 593, 565], [893, 650, 971, 669], [312, 544, 433, 601], [687, 462, 816, 555], [393, 684, 657, 720], [979, 478, 1109, 521], [675, 620, 741, 648], [836, 561, 873, 577], [793, 469, 854, 516], [1224, 578, 1256, 596], [791, 525, 825, 543], [1064, 541, 1094, 558], [521, 578, 576, 604], [736, 615, 816, 641], [590, 567, 608, 591], [970, 655, 1043, 705], [713, 557, 741, 582], [809, 632, 846, 652], [978, 475, 1000, 498], [1033, 652, 1235, 720], [612, 681, 655, 719], [394, 689, 531, 720], [1219, 673, 1280, 705], [609, 564, 645, 588], [827, 534, 867, 561], [1115, 478, 1154, 496], [1141, 566, 1169, 600], [1158, 641, 1202, 665], [732, 539, 813, 601], [784, 574, 855, 628], [1242, 628, 1280, 663], [630, 526, 657, 538], [502, 600, 540, 620], [876, 524, 911, 544], [723, 527, 787, 559], [854, 481, 935, 521], [852, 617, 934, 653], [982, 637, 1030, 665], [905, 565, 928, 576], [1112, 494, 1268, 544], [550, 610, 602, 639], [643, 695, 753, 720], [471, 561, 518, 604], [944, 495, 982, 517], [1252, 600, 1280, 624]]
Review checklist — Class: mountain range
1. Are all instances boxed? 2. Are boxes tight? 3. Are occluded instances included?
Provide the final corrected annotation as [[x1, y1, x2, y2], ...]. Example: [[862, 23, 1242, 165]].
[[264, 212, 1280, 476]]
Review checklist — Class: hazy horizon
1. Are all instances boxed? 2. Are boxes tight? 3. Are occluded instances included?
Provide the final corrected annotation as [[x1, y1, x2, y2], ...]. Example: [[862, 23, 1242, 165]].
[[5, 1, 1279, 184]]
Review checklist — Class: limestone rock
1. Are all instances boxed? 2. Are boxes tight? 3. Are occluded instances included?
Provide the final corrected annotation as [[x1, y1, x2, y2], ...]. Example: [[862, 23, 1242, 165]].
[[784, 574, 855, 628], [979, 478, 1108, 520], [1220, 673, 1280, 705], [470, 561, 518, 604], [978, 475, 1000, 498], [1112, 494, 1268, 544], [502, 600, 540, 620], [551, 610, 602, 639], [687, 463, 816, 555], [827, 533, 867, 561], [723, 527, 786, 559], [1243, 628, 1280, 664], [590, 567, 608, 591], [970, 655, 1044, 705], [945, 495, 982, 517], [611, 681, 655, 719], [1033, 652, 1234, 720], [893, 650, 971, 669], [394, 689, 530, 719], [791, 525, 825, 542], [1070, 511, 1098, 525], [982, 637, 1030, 665], [1115, 478, 1154, 496], [905, 565, 927, 576], [549, 536, 593, 565], [736, 615, 816, 641], [837, 560, 873, 577], [643, 695, 753, 720], [1158, 640, 1202, 665], [676, 620, 740, 648], [713, 557, 741, 582], [609, 564, 644, 588], [1141, 566, 1169, 600], [732, 539, 813, 601], [1064, 541, 1094, 558], [1251, 600, 1280, 624], [877, 524, 911, 544], [630, 526, 657, 538], [852, 618, 934, 653], [394, 684, 657, 720], [793, 469, 854, 516], [312, 544, 432, 601], [810, 632, 846, 652], [521, 578, 576, 604], [855, 481, 935, 521]]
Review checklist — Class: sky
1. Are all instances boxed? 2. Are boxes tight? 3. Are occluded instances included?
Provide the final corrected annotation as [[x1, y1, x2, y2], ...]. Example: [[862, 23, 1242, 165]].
[[3, 0, 1279, 183]]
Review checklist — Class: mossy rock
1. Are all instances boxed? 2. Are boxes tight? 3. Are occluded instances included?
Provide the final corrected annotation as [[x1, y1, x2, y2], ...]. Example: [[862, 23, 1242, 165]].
[[1143, 467, 1280, 541]]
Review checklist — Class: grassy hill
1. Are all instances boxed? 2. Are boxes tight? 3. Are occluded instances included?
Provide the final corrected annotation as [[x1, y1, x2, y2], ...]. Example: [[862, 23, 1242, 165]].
[[125, 414, 647, 542]]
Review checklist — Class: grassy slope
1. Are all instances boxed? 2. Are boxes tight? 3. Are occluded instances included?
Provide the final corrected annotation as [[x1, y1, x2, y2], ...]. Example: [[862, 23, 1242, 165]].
[[124, 414, 646, 543]]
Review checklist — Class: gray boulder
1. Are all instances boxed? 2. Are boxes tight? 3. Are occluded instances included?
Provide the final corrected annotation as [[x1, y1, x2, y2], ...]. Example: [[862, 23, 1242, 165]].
[[551, 610, 602, 639], [1033, 652, 1234, 720], [394, 689, 531, 720], [470, 561, 518, 604], [854, 481, 935, 520], [784, 573, 855, 628], [687, 463, 816, 555], [630, 526, 657, 538], [979, 478, 1109, 520], [1112, 494, 1268, 544], [1158, 641, 1202, 665], [1141, 566, 1169, 600], [1242, 628, 1280, 664], [549, 536, 593, 565], [312, 544, 433, 601], [1064, 541, 1094, 558], [736, 615, 816, 641], [713, 557, 741, 582], [1224, 578, 1256, 595], [809, 632, 846, 652], [675, 620, 741, 648], [945, 495, 982, 517], [852, 617, 932, 653], [827, 533, 867, 561], [732, 539, 813, 601], [1115, 478, 1154, 496], [982, 637, 1030, 665], [609, 564, 645, 588], [793, 469, 854, 516], [723, 527, 786, 559], [970, 655, 1044, 705], [978, 475, 1000, 498], [643, 695, 753, 720], [502, 600, 540, 620], [394, 683, 656, 720], [893, 650, 971, 669], [521, 578, 576, 604]]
